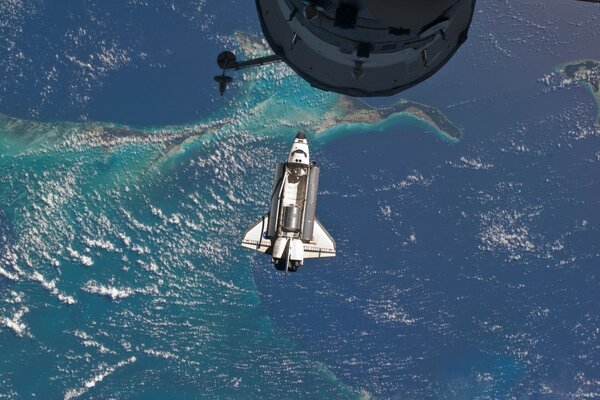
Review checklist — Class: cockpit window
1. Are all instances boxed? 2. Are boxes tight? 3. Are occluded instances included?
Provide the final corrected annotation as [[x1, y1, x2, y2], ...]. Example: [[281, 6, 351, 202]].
[[291, 149, 307, 157]]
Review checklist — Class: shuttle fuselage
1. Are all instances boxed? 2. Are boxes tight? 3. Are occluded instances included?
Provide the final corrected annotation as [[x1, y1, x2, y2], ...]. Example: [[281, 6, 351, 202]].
[[241, 133, 335, 272]]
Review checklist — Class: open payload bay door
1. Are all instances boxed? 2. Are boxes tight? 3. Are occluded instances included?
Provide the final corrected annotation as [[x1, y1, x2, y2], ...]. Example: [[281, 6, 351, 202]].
[[303, 219, 336, 259]]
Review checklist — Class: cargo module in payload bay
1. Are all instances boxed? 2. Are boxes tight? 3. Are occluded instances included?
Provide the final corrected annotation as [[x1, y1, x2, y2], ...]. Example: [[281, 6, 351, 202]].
[[241, 133, 336, 273], [215, 0, 477, 96]]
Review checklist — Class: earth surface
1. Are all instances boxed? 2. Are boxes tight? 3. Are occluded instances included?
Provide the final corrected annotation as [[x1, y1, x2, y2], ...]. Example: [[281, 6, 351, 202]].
[[0, 1, 599, 399]]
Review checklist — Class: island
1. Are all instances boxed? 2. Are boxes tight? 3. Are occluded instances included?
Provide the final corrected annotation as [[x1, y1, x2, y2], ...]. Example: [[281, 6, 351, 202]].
[[316, 96, 461, 141], [0, 33, 461, 155], [562, 59, 600, 126], [235, 32, 461, 141]]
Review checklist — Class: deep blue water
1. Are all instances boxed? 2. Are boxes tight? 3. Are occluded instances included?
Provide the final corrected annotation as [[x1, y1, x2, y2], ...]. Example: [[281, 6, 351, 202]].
[[1, 0, 599, 399], [249, 3, 600, 394], [0, 0, 259, 125], [256, 108, 600, 397]]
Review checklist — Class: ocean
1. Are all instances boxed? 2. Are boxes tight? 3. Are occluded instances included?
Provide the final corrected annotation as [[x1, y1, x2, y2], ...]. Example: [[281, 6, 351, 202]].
[[1, 0, 599, 398]]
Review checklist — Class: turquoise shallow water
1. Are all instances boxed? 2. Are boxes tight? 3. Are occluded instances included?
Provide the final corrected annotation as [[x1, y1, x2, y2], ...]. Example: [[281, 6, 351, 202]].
[[2, 2, 600, 398], [0, 52, 422, 398], [4, 68, 598, 398]]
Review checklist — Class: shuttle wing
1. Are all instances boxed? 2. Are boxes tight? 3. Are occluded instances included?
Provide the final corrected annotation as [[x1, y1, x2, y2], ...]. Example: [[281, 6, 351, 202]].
[[241, 214, 272, 254], [303, 219, 336, 259]]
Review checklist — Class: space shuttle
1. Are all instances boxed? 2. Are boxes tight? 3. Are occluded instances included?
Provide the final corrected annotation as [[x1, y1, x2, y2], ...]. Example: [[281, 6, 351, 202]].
[[241, 132, 336, 272], [216, 0, 476, 96]]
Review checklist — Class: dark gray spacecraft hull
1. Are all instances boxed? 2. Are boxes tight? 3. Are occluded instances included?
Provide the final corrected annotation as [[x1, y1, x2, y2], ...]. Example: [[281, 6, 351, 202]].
[[255, 0, 477, 96]]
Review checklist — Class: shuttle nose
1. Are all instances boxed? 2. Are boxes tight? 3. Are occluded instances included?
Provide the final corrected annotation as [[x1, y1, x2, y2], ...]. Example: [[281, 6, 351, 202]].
[[295, 132, 306, 140]]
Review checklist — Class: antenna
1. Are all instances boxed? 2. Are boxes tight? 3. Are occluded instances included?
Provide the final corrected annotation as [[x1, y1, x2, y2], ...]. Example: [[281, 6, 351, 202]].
[[214, 51, 282, 95]]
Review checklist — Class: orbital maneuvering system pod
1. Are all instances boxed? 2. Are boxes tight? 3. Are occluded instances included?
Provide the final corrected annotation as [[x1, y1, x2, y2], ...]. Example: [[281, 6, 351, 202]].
[[216, 0, 476, 96], [241, 133, 336, 273]]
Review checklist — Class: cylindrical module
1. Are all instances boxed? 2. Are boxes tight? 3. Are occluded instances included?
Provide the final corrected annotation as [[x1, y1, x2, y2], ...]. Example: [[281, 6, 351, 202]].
[[268, 162, 285, 237], [256, 0, 476, 96], [282, 206, 302, 232], [301, 165, 320, 241]]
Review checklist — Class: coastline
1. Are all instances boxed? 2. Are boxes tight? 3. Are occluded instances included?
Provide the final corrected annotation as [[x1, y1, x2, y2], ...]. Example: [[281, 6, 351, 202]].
[[560, 59, 600, 127]]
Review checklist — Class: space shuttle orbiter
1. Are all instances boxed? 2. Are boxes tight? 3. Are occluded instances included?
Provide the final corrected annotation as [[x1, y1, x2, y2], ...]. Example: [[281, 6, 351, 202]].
[[241, 132, 336, 272]]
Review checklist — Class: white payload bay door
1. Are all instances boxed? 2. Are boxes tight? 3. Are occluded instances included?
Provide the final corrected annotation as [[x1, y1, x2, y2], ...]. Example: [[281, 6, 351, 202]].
[[303, 219, 336, 259], [241, 214, 271, 254]]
